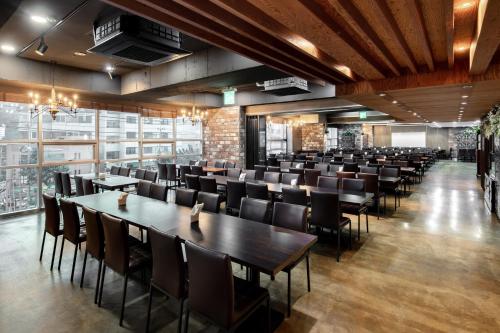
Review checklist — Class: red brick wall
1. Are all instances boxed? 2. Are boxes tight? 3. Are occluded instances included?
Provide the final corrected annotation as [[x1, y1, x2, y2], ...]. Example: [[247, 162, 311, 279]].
[[301, 123, 325, 151]]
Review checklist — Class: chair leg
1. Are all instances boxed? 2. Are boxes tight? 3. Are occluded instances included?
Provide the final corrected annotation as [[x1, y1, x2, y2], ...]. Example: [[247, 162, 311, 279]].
[[306, 254, 311, 292], [183, 308, 190, 333], [70, 244, 78, 282], [39, 231, 46, 261], [58, 237, 65, 270], [366, 211, 369, 233], [98, 265, 106, 307], [94, 260, 102, 304], [336, 228, 341, 262], [80, 250, 88, 288], [178, 298, 185, 333], [266, 297, 271, 333], [120, 274, 129, 326], [348, 222, 352, 249], [146, 283, 154, 333], [287, 271, 291, 317], [50, 236, 58, 270], [357, 214, 361, 241]]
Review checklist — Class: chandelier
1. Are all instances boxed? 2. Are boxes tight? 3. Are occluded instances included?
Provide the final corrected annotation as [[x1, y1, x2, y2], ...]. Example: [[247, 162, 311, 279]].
[[180, 105, 208, 126], [29, 62, 78, 120]]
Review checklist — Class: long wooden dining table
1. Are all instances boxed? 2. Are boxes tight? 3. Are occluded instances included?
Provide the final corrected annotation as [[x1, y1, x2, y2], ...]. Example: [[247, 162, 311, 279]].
[[67, 191, 317, 281]]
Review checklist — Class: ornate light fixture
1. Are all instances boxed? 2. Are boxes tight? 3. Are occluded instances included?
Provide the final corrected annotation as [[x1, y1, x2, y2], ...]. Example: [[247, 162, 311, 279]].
[[29, 62, 78, 119], [180, 104, 208, 126]]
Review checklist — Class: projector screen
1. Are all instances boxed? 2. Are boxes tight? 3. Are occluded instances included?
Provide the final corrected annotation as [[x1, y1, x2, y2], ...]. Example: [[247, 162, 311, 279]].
[[391, 132, 426, 147]]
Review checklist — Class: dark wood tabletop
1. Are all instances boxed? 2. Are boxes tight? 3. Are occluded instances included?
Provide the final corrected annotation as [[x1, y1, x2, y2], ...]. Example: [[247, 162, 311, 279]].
[[67, 191, 317, 277], [91, 176, 139, 191]]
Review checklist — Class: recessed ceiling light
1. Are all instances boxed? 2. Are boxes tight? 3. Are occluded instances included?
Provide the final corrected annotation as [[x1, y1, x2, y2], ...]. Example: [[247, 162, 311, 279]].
[[461, 102, 467, 105], [462, 85, 472, 89], [31, 15, 48, 24], [378, 93, 386, 97], [1, 44, 15, 53], [105, 64, 115, 72], [392, 100, 397, 104], [462, 95, 469, 98], [413, 112, 417, 116], [73, 51, 86, 56]]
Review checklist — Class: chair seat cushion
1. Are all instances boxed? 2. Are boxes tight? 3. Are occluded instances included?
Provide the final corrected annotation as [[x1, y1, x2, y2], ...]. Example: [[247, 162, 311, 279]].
[[232, 276, 269, 324]]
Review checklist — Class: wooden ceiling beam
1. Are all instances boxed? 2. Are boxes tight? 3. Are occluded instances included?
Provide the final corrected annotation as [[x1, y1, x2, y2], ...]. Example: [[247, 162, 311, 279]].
[[210, 0, 356, 81], [368, 0, 418, 74], [333, 0, 401, 76], [405, 0, 434, 71], [444, 0, 454, 69], [469, 0, 500, 74], [174, 0, 349, 83], [103, 0, 322, 83]]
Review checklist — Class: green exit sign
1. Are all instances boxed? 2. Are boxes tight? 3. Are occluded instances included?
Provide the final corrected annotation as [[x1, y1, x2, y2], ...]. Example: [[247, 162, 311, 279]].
[[223, 89, 236, 105], [359, 111, 367, 119]]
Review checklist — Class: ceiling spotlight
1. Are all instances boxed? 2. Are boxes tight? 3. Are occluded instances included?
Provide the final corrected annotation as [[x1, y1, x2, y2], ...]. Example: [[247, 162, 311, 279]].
[[1, 44, 15, 53], [413, 112, 417, 116], [462, 85, 473, 89], [105, 64, 115, 79], [392, 100, 397, 104], [461, 101, 467, 105], [73, 51, 86, 56], [378, 93, 386, 97], [35, 36, 48, 56], [462, 95, 469, 98], [31, 15, 49, 24]]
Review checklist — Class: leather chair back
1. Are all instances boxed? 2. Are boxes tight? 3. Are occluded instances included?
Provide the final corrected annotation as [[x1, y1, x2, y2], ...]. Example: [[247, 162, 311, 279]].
[[310, 191, 341, 228], [175, 188, 197, 207], [227, 168, 241, 178], [267, 166, 281, 173], [226, 180, 246, 210], [42, 194, 61, 236], [110, 166, 120, 175], [343, 162, 359, 173], [380, 167, 399, 177], [272, 202, 307, 232], [314, 163, 329, 174], [82, 178, 94, 195], [263, 171, 280, 184], [214, 160, 225, 168], [185, 241, 234, 329], [101, 213, 129, 275], [357, 173, 379, 195], [150, 183, 167, 201], [197, 192, 221, 213], [60, 198, 81, 244], [245, 183, 268, 200], [149, 227, 186, 299], [119, 167, 130, 177], [281, 173, 299, 185], [317, 176, 338, 189], [144, 170, 158, 182], [74, 176, 84, 196], [199, 176, 217, 193], [280, 161, 292, 169], [137, 180, 152, 197], [304, 169, 321, 186], [282, 187, 307, 206], [82, 207, 104, 260], [224, 161, 235, 169], [289, 168, 305, 185], [243, 170, 256, 180], [185, 174, 201, 190], [135, 168, 146, 180], [54, 172, 63, 195], [254, 165, 266, 180], [157, 163, 168, 181], [359, 166, 378, 174], [166, 164, 177, 181], [61, 173, 72, 197], [342, 178, 366, 192], [198, 160, 208, 167], [179, 165, 191, 183], [239, 197, 270, 224], [191, 165, 205, 176]]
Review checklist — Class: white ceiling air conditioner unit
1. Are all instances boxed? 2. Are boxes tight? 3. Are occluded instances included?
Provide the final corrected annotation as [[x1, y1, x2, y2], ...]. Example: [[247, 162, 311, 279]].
[[258, 77, 310, 96]]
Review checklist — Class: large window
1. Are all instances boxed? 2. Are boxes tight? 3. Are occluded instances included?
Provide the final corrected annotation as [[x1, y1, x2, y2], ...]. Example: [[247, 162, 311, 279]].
[[0, 102, 204, 215], [266, 122, 287, 155], [325, 128, 338, 150]]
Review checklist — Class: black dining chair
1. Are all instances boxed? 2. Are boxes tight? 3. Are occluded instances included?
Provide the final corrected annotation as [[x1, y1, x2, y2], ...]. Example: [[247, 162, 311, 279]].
[[341, 179, 368, 241], [317, 176, 338, 189], [82, 178, 94, 195], [246, 182, 269, 200], [98, 213, 150, 326], [144, 170, 158, 183], [110, 165, 120, 175], [166, 163, 180, 191], [226, 180, 246, 215], [199, 176, 218, 193], [280, 161, 292, 170], [359, 166, 378, 174], [40, 194, 63, 270], [74, 176, 84, 196], [146, 227, 187, 333], [183, 241, 270, 333], [310, 191, 351, 262], [267, 166, 281, 173], [175, 188, 198, 207], [241, 169, 255, 180], [119, 167, 131, 177], [239, 197, 271, 224], [314, 163, 329, 175], [197, 191, 221, 213], [289, 168, 305, 185], [227, 168, 241, 178], [254, 165, 267, 180], [380, 167, 401, 209], [61, 172, 74, 197], [272, 202, 309, 317], [185, 174, 201, 191], [358, 172, 385, 219], [54, 172, 63, 197], [198, 160, 208, 167], [157, 163, 168, 183], [263, 171, 280, 184], [304, 169, 321, 186], [224, 161, 236, 169], [149, 183, 168, 202], [214, 160, 226, 168], [80, 207, 105, 304], [191, 165, 205, 176], [281, 173, 300, 185], [137, 180, 153, 197], [282, 187, 308, 206], [343, 162, 359, 173], [135, 168, 146, 180], [179, 165, 191, 187], [59, 198, 87, 282]]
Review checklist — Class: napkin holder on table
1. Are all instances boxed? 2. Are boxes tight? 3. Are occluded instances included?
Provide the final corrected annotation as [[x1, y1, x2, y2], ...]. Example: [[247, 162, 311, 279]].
[[99, 173, 106, 180], [239, 173, 246, 181], [190, 202, 204, 223], [118, 192, 128, 206]]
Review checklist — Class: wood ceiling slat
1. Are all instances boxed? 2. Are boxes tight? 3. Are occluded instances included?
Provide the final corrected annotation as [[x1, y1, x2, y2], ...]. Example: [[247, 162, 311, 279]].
[[469, 0, 500, 74], [404, 0, 435, 71], [444, 0, 455, 68]]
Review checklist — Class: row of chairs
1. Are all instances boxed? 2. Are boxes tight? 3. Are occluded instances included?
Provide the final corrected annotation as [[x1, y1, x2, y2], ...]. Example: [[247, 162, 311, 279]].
[[110, 166, 131, 177]]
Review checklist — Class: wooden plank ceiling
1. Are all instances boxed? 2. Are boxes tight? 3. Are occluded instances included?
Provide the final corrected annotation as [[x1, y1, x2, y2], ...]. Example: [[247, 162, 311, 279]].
[[104, 0, 500, 123]]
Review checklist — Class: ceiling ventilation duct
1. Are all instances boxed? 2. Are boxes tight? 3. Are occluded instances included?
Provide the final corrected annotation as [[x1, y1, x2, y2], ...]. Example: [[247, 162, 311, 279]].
[[256, 77, 310, 96], [88, 14, 191, 65]]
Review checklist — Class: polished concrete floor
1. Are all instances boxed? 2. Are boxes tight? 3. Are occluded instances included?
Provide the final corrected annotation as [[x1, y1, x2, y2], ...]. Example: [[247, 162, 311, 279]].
[[1, 161, 499, 332]]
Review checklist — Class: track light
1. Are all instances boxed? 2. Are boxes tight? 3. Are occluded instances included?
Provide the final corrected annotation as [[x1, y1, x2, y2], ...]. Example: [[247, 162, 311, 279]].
[[35, 36, 48, 56]]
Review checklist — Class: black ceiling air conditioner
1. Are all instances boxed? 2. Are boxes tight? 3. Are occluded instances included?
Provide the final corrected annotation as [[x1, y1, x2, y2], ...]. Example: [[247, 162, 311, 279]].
[[87, 14, 191, 65]]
